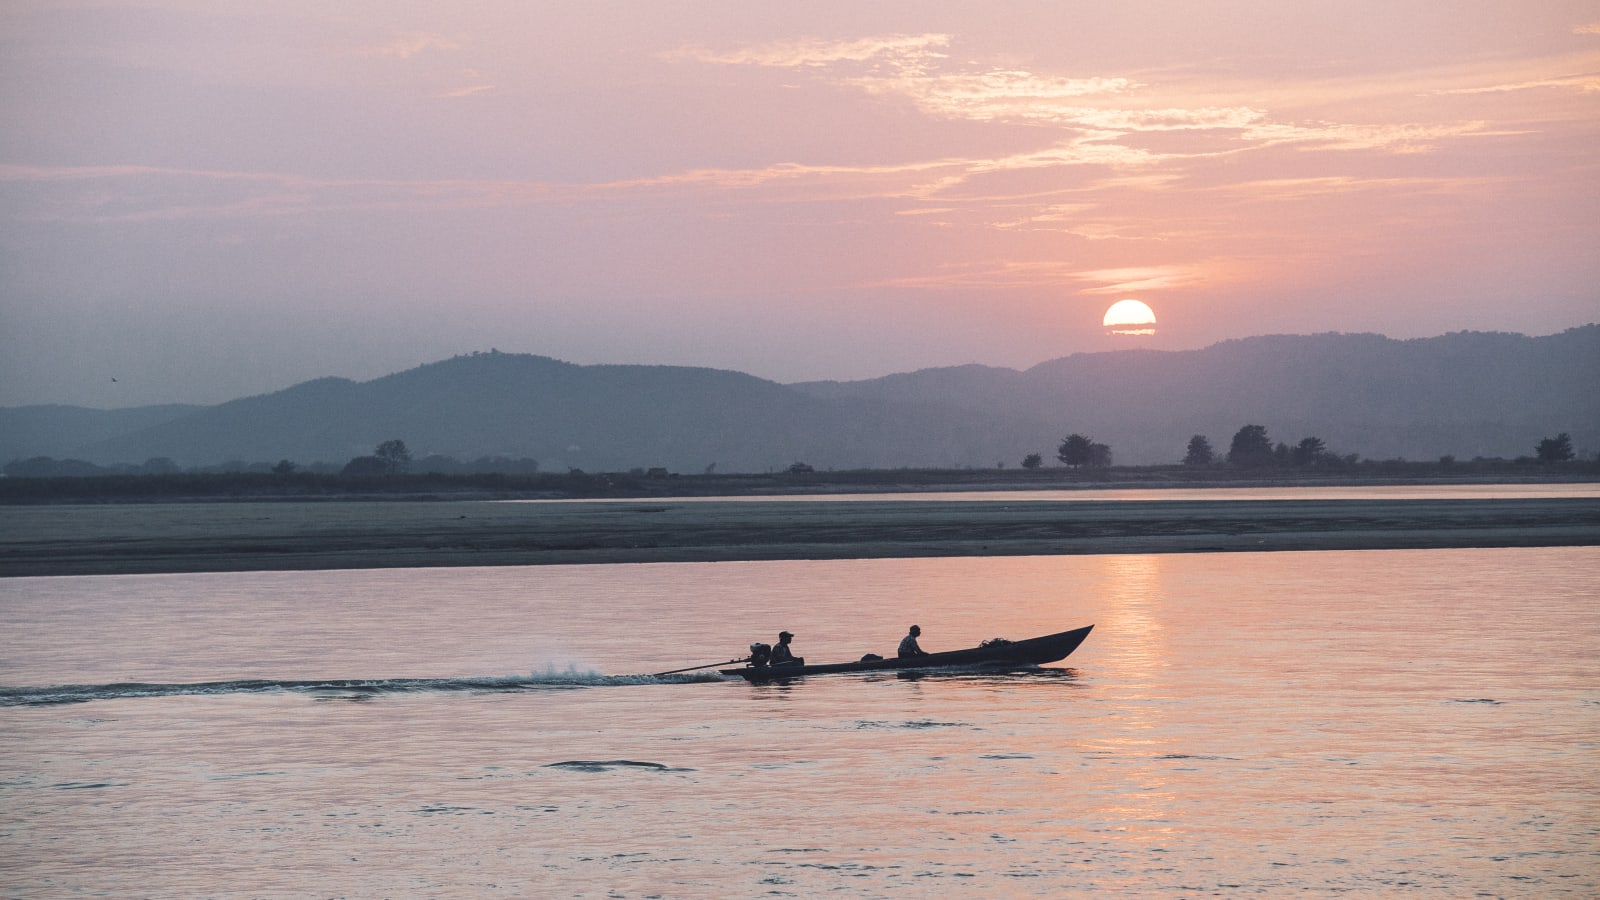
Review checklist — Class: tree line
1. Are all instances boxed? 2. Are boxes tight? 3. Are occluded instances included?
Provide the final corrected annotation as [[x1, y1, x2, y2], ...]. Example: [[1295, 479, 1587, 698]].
[[2, 440, 542, 480], [1015, 427, 1582, 470], [1183, 425, 1349, 468], [3, 430, 1587, 483]]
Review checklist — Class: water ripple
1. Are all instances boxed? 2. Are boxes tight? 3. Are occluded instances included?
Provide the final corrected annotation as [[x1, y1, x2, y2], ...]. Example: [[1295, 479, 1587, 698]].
[[0, 669, 726, 707]]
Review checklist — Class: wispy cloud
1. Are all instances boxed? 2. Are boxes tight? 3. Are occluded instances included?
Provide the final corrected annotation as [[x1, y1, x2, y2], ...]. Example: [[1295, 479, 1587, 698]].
[[669, 33, 951, 68], [1061, 223, 1142, 241], [989, 203, 1096, 231], [1211, 175, 1504, 203], [0, 164, 559, 224], [677, 34, 1145, 129], [1431, 73, 1600, 95], [1072, 265, 1207, 295], [865, 258, 1088, 291], [438, 83, 496, 98], [860, 70, 1140, 125], [677, 30, 1550, 168], [863, 256, 1231, 295], [1242, 120, 1496, 153], [358, 31, 466, 60]]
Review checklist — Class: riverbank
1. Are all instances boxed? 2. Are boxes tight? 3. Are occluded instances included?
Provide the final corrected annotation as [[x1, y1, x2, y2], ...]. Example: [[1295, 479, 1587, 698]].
[[3, 495, 1597, 577], [3, 461, 1595, 503]]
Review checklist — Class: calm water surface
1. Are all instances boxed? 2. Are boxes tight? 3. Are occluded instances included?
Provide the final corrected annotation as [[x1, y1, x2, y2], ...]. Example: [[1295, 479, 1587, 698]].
[[3, 547, 1597, 897]]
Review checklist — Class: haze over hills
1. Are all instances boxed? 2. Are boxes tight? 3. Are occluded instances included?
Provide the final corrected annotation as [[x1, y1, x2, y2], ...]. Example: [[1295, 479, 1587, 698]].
[[0, 404, 204, 465], [795, 326, 1599, 466], [2, 354, 1043, 473], [2, 327, 1594, 471]]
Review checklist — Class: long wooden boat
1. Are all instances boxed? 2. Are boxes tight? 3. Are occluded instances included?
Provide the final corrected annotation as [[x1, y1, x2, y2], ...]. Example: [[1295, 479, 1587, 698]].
[[720, 625, 1093, 681]]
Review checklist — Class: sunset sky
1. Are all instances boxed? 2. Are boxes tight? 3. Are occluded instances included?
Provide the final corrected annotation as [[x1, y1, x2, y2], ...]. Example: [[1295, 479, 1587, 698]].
[[3, 1, 1597, 407]]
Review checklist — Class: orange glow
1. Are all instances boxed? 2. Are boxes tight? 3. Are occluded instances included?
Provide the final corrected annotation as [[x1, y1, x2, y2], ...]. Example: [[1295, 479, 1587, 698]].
[[2, 4, 1595, 406]]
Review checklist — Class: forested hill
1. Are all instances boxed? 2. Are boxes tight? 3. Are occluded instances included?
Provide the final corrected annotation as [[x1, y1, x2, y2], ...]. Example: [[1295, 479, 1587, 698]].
[[2, 327, 1595, 471], [4, 354, 1042, 473], [792, 326, 1599, 466]]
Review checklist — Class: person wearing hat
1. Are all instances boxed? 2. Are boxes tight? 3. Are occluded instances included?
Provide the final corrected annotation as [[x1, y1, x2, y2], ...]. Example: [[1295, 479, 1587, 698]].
[[898, 625, 928, 658], [771, 631, 798, 666]]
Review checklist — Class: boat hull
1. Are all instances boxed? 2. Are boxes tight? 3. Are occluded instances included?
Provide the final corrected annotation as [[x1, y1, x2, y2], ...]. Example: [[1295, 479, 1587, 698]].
[[720, 625, 1093, 681]]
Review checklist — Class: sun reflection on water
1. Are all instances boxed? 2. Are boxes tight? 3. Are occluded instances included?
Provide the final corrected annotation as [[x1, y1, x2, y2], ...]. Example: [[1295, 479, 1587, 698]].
[[1064, 554, 1193, 840], [1088, 554, 1169, 693]]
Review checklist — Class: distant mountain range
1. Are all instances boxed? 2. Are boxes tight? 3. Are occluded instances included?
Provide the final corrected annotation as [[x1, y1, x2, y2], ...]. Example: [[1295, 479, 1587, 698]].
[[3, 327, 1595, 471]]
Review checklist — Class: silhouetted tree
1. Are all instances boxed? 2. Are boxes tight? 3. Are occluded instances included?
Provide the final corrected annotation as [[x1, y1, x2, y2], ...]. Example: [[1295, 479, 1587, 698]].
[[1535, 432, 1574, 463], [1057, 434, 1095, 467], [1292, 436, 1326, 466], [1227, 425, 1274, 466], [1021, 452, 1043, 469], [1183, 435, 1214, 466], [374, 439, 412, 473], [271, 459, 297, 475], [1088, 442, 1113, 467]]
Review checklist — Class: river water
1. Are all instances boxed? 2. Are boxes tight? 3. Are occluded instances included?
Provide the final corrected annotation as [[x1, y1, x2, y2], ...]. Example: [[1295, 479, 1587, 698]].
[[3, 546, 1596, 896]]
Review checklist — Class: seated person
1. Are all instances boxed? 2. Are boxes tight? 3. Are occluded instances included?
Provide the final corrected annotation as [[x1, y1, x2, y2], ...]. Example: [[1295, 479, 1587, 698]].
[[771, 631, 798, 666], [898, 624, 928, 657]]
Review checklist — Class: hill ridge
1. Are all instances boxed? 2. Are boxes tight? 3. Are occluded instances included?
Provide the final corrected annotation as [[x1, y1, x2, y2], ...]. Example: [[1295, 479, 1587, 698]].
[[1, 327, 1593, 469]]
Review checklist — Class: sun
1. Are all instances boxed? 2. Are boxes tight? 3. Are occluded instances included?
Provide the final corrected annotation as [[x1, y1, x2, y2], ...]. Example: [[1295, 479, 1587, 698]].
[[1103, 299, 1157, 336]]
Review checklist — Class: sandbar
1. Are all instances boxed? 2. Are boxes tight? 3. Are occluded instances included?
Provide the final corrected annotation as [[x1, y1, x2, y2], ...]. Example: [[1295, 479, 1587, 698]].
[[2, 496, 1597, 577]]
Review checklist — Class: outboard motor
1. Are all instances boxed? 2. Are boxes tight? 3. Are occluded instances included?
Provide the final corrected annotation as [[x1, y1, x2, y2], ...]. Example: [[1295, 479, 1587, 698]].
[[748, 642, 772, 669]]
